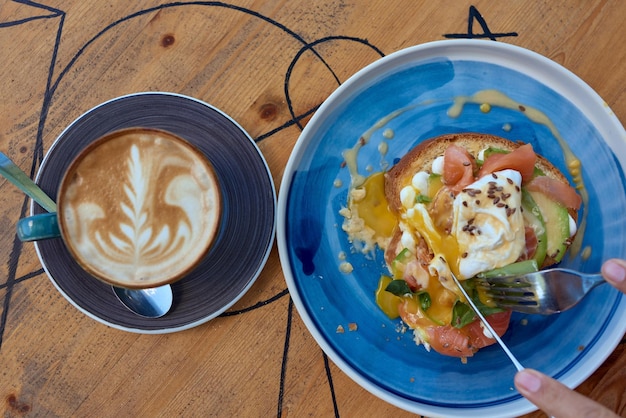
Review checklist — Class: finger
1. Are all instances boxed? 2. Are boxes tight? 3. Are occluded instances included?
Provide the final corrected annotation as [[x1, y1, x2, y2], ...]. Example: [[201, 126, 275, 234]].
[[514, 369, 618, 418], [601, 259, 626, 293]]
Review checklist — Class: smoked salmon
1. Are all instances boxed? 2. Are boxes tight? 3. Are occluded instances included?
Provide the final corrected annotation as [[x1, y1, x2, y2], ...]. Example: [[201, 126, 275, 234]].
[[443, 144, 476, 193], [526, 175, 582, 210], [478, 143, 537, 183], [425, 310, 512, 357]]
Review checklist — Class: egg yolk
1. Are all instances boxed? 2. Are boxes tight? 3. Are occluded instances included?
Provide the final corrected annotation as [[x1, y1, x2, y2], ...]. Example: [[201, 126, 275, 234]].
[[405, 204, 461, 277], [375, 275, 402, 318], [375, 275, 456, 326], [350, 172, 396, 239], [352, 171, 468, 327]]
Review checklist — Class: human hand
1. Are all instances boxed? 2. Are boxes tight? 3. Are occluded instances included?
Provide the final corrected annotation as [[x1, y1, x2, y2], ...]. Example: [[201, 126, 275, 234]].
[[601, 258, 626, 294], [515, 368, 619, 418], [514, 258, 626, 418]]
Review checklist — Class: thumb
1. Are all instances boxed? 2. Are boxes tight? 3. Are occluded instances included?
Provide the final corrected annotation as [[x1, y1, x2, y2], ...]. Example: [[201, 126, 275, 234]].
[[514, 369, 618, 418], [601, 259, 626, 294]]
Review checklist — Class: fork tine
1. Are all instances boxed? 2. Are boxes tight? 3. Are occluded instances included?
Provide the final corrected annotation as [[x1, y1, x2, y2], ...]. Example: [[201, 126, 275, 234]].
[[476, 277, 540, 307], [475, 281, 533, 294], [476, 277, 532, 287], [489, 301, 542, 314], [489, 294, 538, 304], [477, 283, 532, 294], [474, 268, 604, 315]]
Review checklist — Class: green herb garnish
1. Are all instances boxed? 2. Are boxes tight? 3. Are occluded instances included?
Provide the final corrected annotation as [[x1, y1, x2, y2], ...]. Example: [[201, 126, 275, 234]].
[[385, 280, 412, 297]]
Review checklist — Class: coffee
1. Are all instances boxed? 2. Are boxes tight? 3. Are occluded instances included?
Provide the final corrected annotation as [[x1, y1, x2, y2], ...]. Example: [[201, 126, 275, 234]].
[[57, 128, 221, 288]]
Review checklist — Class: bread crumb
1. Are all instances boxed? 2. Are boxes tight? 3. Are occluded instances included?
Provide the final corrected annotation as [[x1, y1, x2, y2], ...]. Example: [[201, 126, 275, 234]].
[[336, 325, 344, 333], [348, 323, 358, 331]]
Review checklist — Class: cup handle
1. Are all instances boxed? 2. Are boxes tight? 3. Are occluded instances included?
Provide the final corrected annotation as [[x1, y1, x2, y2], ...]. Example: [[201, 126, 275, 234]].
[[17, 212, 61, 242]]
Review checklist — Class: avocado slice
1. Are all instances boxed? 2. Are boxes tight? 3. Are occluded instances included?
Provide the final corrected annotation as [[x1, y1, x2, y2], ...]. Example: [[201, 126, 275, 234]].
[[521, 189, 547, 266], [478, 259, 539, 279], [527, 190, 570, 264]]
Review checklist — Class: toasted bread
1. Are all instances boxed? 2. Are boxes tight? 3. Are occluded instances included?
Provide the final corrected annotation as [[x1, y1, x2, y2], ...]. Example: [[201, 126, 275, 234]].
[[383, 132, 579, 270], [384, 132, 576, 219], [371, 133, 582, 357]]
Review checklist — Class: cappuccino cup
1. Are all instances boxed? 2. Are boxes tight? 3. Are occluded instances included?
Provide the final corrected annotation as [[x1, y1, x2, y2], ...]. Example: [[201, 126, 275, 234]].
[[18, 128, 221, 289]]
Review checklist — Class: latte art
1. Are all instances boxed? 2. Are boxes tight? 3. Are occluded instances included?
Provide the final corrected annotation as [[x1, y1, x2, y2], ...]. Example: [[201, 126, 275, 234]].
[[59, 129, 220, 288]]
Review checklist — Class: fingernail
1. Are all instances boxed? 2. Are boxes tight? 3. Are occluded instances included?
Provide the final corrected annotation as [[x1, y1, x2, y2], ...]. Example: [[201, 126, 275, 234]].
[[603, 260, 626, 283], [516, 370, 542, 393]]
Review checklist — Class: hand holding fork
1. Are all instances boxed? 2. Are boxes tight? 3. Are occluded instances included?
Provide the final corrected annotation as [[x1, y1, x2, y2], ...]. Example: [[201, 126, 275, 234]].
[[514, 259, 625, 418]]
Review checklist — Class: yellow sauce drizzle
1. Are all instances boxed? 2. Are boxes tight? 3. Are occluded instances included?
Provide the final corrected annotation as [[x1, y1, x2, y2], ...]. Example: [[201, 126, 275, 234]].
[[383, 128, 395, 139], [342, 108, 408, 188]]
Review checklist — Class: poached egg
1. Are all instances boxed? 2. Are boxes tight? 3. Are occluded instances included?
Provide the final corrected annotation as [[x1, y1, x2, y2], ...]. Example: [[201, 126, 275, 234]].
[[452, 169, 525, 278], [400, 167, 525, 281]]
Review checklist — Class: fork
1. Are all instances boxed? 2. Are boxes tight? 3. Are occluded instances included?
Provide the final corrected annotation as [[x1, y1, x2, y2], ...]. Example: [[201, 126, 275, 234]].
[[475, 268, 606, 315]]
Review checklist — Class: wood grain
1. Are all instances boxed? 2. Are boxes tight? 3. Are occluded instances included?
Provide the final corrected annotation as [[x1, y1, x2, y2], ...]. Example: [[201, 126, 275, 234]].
[[0, 1, 624, 417]]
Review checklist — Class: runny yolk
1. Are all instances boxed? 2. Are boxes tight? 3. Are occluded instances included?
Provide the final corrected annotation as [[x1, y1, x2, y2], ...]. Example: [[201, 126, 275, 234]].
[[476, 286, 496, 307], [351, 172, 396, 239], [375, 275, 402, 318], [425, 275, 456, 324], [357, 172, 463, 326], [405, 196, 462, 278], [375, 275, 456, 326]]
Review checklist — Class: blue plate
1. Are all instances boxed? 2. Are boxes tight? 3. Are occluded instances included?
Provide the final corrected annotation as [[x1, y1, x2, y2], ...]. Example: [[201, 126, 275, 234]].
[[278, 40, 626, 417]]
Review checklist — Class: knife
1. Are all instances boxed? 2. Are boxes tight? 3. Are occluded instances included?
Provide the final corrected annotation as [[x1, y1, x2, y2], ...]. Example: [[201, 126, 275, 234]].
[[451, 271, 524, 371]]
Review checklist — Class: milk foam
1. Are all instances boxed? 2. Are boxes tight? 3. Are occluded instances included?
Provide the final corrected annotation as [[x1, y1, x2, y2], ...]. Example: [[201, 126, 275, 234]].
[[60, 130, 220, 288]]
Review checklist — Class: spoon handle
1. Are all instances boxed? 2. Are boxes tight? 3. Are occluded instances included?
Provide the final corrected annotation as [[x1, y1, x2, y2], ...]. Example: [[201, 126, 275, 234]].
[[0, 152, 57, 213]]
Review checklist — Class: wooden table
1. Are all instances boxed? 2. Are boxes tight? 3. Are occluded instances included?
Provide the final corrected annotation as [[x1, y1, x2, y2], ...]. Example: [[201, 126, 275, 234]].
[[0, 1, 624, 416]]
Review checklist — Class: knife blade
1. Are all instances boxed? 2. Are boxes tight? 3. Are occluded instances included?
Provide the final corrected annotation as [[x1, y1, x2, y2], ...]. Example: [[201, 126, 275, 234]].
[[451, 271, 524, 371]]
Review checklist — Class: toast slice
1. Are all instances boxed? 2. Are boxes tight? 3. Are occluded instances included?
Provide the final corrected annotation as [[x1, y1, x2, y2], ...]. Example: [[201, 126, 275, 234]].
[[385, 133, 572, 214], [383, 132, 579, 268], [375, 133, 582, 357]]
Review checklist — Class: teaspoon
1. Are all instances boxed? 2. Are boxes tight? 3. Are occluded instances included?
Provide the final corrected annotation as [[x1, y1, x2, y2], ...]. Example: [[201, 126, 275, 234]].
[[112, 285, 173, 318], [0, 151, 173, 318]]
